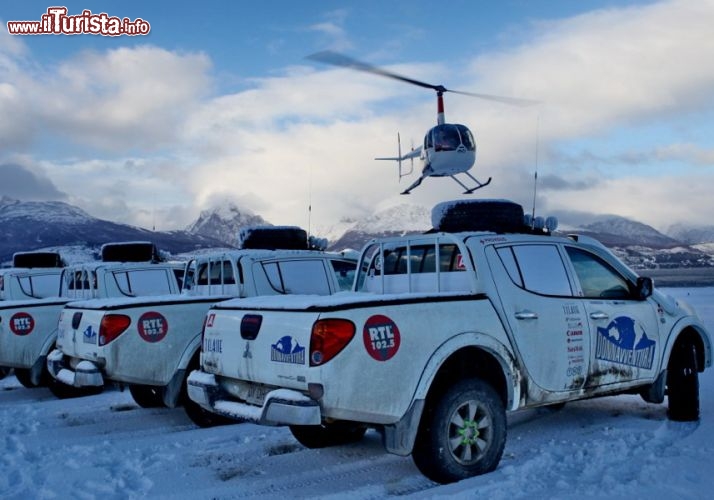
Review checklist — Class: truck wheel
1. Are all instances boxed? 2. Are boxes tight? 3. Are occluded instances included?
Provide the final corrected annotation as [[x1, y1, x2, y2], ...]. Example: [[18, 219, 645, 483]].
[[47, 379, 103, 399], [183, 399, 237, 428], [129, 385, 166, 408], [667, 341, 699, 421], [432, 200, 525, 233], [289, 422, 367, 448], [14, 368, 38, 388], [412, 378, 506, 484]]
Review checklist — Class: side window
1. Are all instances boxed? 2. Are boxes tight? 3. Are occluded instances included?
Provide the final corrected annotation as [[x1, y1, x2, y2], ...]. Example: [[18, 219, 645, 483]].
[[115, 269, 173, 296], [262, 262, 282, 291], [330, 259, 357, 291], [565, 247, 632, 299], [261, 260, 331, 295], [29, 273, 62, 298], [496, 247, 523, 287], [511, 245, 572, 296], [280, 260, 331, 295]]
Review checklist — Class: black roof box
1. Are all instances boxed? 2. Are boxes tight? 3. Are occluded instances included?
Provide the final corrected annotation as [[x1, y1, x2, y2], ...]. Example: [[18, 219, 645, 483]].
[[12, 251, 64, 268], [101, 242, 161, 263]]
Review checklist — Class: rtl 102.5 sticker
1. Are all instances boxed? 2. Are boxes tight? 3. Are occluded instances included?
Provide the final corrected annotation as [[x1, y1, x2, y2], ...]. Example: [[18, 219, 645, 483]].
[[363, 314, 401, 361]]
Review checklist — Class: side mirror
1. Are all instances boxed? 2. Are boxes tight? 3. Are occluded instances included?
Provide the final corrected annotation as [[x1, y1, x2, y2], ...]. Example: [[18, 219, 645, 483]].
[[636, 277, 653, 300]]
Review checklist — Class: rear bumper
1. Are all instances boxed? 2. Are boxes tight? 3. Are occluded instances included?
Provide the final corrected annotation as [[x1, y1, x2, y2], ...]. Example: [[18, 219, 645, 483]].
[[187, 370, 321, 426], [46, 349, 104, 387]]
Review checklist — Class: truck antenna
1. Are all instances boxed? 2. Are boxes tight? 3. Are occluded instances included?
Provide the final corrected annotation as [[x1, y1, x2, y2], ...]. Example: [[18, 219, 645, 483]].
[[531, 112, 540, 225]]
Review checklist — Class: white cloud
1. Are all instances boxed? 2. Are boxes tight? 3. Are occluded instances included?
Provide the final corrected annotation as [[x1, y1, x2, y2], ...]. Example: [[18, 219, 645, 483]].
[[3, 0, 714, 236], [0, 45, 211, 152]]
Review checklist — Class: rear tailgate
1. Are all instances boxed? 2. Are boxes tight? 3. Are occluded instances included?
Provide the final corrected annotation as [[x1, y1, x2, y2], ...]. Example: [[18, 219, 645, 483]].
[[202, 306, 320, 391], [56, 307, 106, 359]]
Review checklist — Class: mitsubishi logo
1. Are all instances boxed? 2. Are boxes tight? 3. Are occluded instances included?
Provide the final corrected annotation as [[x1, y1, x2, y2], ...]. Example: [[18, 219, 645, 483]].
[[243, 342, 252, 359]]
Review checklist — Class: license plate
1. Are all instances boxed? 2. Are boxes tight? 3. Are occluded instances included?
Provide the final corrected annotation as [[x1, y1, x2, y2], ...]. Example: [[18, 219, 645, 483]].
[[245, 384, 272, 406]]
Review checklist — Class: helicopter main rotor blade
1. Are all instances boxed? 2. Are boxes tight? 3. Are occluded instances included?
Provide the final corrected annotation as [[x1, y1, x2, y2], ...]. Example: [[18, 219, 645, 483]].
[[306, 50, 446, 93], [306, 50, 538, 106], [448, 89, 539, 107]]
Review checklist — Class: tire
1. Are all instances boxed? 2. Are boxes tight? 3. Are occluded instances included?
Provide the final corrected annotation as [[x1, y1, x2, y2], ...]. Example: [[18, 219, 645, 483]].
[[238, 226, 308, 250], [667, 341, 700, 422], [14, 368, 38, 388], [183, 399, 237, 428], [412, 378, 507, 484], [290, 421, 367, 448], [0, 367, 11, 380], [181, 355, 237, 428], [47, 379, 103, 399], [432, 199, 525, 234], [129, 385, 166, 408]]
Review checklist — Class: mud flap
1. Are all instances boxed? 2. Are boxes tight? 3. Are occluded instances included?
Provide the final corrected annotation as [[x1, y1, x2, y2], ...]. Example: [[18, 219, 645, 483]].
[[382, 399, 425, 456], [163, 368, 185, 408], [641, 370, 667, 404], [29, 355, 47, 386]]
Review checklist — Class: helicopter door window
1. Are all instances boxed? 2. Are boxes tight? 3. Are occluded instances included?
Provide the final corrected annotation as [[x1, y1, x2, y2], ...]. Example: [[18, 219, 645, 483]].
[[455, 124, 475, 151], [434, 125, 459, 152]]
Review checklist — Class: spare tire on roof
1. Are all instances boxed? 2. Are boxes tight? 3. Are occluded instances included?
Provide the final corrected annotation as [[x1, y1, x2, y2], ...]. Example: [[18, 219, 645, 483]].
[[238, 226, 308, 250], [12, 251, 64, 268], [432, 199, 526, 233], [101, 242, 161, 262]]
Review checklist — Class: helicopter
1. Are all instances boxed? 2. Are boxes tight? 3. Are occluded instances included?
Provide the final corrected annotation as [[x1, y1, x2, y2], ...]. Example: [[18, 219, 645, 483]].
[[306, 51, 537, 195]]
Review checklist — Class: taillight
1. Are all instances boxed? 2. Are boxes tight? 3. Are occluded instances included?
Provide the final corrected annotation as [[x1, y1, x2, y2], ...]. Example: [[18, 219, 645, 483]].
[[310, 318, 355, 366], [99, 314, 131, 346]]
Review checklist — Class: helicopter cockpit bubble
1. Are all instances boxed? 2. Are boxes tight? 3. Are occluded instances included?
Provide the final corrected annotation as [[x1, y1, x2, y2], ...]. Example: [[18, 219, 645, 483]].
[[429, 124, 475, 152]]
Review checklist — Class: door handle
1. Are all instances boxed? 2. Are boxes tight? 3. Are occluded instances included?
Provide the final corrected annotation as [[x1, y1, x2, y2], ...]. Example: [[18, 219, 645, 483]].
[[515, 310, 538, 320], [589, 311, 609, 320]]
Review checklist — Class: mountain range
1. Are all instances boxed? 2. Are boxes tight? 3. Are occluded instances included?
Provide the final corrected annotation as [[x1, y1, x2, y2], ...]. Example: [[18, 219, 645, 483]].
[[1, 196, 713, 274]]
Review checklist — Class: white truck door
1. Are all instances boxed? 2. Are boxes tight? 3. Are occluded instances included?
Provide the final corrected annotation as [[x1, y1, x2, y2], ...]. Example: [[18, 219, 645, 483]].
[[485, 244, 590, 393], [563, 246, 661, 386]]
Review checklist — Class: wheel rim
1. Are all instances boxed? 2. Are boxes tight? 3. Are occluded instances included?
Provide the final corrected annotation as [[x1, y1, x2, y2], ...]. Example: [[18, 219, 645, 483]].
[[447, 400, 492, 465]]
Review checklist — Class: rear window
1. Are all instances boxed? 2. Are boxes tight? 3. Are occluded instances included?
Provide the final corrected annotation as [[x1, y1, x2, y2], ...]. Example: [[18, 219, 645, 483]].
[[330, 259, 357, 291], [356, 241, 469, 293]]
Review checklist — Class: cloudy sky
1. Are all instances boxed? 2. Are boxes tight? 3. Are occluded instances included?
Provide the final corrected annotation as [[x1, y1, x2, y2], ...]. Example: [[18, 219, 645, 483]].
[[1, 0, 713, 233]]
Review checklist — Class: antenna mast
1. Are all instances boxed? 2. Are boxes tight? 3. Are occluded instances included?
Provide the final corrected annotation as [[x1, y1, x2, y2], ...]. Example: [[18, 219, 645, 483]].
[[531, 113, 540, 224]]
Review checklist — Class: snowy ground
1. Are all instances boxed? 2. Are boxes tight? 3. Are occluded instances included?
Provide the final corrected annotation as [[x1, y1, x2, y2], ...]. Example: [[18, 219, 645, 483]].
[[2, 287, 713, 499]]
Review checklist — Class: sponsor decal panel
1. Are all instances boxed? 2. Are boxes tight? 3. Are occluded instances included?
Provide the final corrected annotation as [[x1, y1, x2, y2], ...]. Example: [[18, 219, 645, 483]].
[[363, 314, 401, 361], [138, 311, 168, 343], [10, 312, 35, 336], [270, 335, 305, 365], [595, 316, 656, 370]]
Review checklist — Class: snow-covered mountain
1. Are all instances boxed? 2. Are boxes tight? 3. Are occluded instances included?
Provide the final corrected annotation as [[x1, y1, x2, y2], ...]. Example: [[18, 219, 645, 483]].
[[666, 223, 714, 245], [576, 215, 681, 248], [186, 203, 270, 246], [0, 197, 226, 263], [2, 197, 712, 274], [325, 204, 431, 250]]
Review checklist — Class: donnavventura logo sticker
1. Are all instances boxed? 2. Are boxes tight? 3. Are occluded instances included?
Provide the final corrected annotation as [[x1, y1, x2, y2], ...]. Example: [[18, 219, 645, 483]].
[[595, 316, 656, 369], [271, 335, 305, 364]]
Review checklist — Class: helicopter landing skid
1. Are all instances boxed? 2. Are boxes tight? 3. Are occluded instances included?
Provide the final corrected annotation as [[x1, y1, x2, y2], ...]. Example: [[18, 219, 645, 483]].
[[453, 172, 492, 194]]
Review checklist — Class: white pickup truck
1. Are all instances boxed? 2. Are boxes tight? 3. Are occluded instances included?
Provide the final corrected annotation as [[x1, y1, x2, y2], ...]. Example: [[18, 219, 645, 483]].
[[1, 242, 182, 394], [47, 227, 357, 426], [0, 252, 67, 382], [187, 200, 712, 484]]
